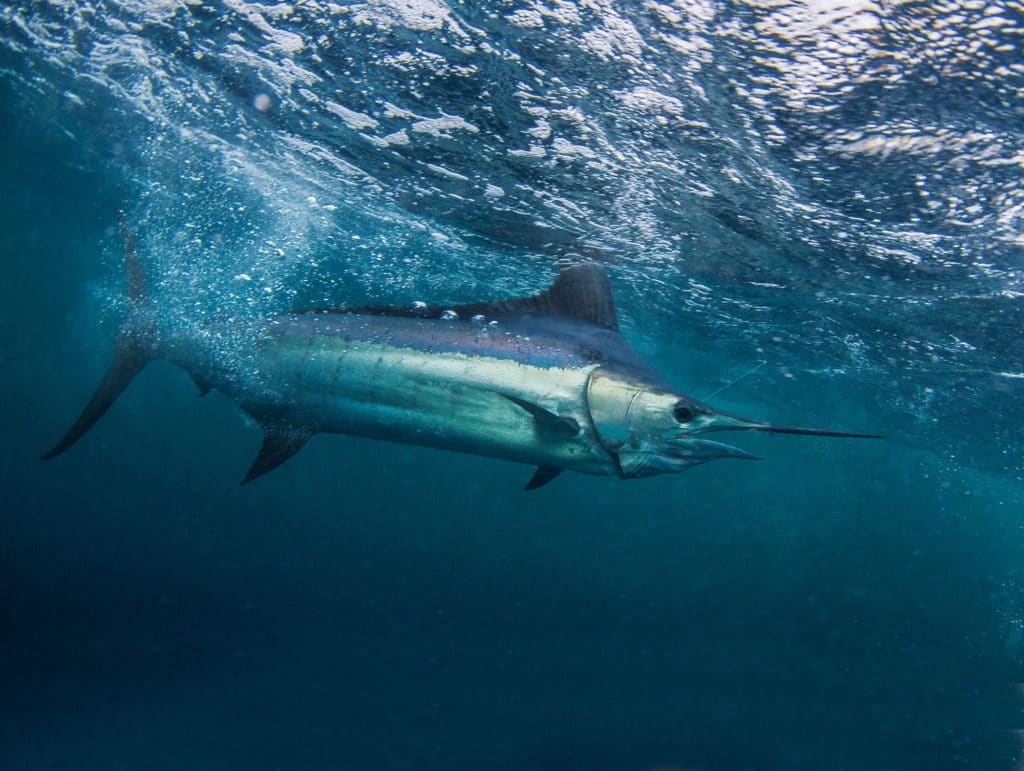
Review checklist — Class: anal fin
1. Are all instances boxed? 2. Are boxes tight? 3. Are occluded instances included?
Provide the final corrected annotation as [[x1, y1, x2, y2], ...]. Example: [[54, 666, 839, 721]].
[[242, 423, 313, 484], [190, 374, 211, 397], [525, 466, 562, 490]]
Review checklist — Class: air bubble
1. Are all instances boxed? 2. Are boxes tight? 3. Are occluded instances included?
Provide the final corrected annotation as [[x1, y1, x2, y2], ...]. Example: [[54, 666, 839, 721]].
[[412, 301, 427, 310], [441, 309, 459, 320], [471, 314, 486, 324]]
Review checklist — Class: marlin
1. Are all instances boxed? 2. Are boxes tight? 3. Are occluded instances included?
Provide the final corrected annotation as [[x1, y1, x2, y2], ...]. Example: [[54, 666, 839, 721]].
[[44, 228, 881, 489]]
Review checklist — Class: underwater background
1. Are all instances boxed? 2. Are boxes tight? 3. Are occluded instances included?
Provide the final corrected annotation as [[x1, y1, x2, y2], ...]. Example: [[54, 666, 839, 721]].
[[2, 0, 1024, 768]]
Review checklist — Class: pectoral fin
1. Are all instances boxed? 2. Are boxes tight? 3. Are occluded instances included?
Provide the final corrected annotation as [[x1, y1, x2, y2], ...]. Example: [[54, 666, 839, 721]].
[[243, 423, 313, 484], [500, 394, 580, 437], [525, 466, 562, 490]]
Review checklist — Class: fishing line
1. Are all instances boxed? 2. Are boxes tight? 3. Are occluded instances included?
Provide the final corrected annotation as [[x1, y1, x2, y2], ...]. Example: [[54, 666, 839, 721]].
[[702, 361, 765, 402]]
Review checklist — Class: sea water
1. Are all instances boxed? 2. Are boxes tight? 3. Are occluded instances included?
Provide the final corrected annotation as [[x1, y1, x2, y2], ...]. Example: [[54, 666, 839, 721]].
[[1, 1, 1022, 769]]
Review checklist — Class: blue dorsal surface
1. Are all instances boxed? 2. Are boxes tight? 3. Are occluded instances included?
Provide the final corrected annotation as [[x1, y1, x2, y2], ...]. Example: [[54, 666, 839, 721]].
[[292, 264, 667, 385], [308, 264, 620, 330]]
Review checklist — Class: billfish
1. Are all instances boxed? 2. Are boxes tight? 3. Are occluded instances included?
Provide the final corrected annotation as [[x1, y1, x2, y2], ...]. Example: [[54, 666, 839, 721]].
[[44, 228, 881, 489]]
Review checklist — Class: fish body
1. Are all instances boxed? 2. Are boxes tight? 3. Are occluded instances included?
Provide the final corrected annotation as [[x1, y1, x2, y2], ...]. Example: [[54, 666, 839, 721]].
[[186, 312, 617, 478], [44, 233, 880, 488]]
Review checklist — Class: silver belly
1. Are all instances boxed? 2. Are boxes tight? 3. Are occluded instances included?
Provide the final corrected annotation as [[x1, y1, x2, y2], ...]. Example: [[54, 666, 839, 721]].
[[240, 334, 617, 475]]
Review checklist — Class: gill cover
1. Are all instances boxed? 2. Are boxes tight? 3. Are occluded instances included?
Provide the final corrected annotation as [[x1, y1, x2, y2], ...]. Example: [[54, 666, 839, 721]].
[[585, 369, 753, 478]]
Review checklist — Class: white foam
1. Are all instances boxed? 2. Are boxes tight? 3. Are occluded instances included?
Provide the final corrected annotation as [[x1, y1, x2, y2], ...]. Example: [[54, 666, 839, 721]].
[[507, 9, 544, 28], [349, 0, 467, 38], [615, 86, 685, 116], [411, 114, 479, 137], [325, 101, 379, 131]]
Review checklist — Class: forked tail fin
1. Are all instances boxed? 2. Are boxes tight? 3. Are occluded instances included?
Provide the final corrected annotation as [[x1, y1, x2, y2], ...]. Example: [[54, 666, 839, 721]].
[[42, 215, 156, 460]]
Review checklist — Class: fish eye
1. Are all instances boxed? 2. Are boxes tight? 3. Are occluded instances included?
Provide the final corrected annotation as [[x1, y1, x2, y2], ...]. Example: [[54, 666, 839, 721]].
[[673, 402, 695, 424]]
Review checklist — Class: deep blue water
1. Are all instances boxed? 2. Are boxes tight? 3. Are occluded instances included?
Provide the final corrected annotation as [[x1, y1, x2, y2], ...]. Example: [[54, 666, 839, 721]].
[[2, 1, 1024, 769]]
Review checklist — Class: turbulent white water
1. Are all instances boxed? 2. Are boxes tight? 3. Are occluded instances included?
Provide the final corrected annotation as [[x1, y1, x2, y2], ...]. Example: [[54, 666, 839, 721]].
[[2, 0, 1023, 473]]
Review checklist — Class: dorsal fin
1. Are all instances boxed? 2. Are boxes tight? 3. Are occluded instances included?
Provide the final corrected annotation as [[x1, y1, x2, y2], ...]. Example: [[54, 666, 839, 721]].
[[296, 265, 620, 331], [474, 264, 618, 330]]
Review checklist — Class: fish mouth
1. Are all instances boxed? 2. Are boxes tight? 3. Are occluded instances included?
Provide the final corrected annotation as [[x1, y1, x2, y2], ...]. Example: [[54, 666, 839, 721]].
[[666, 436, 763, 461], [617, 436, 762, 478]]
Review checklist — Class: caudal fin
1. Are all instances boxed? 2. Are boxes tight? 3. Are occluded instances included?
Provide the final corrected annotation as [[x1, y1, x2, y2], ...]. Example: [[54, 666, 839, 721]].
[[41, 338, 152, 459], [42, 215, 156, 460]]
